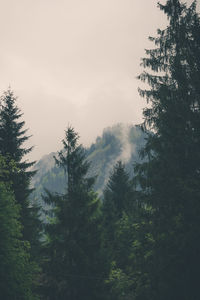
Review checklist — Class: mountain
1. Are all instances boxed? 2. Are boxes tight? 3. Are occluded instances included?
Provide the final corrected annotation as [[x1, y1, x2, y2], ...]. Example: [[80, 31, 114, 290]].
[[31, 124, 145, 204]]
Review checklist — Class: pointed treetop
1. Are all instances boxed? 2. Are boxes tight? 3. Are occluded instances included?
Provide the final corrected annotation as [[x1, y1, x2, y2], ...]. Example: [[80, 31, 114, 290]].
[[158, 0, 186, 21]]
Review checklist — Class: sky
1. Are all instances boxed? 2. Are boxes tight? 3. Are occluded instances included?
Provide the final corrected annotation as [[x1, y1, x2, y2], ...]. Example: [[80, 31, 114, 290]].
[[0, 0, 196, 161]]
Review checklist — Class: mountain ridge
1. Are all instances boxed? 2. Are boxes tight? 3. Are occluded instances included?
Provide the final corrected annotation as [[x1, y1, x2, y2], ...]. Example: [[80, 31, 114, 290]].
[[31, 123, 145, 202]]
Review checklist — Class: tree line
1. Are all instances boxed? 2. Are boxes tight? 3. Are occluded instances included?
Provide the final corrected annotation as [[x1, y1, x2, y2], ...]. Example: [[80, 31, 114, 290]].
[[0, 0, 200, 299]]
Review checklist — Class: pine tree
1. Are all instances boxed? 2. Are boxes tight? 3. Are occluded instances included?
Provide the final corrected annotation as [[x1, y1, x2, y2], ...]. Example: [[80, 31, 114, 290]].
[[102, 161, 134, 261], [134, 1, 200, 299], [0, 88, 41, 250], [102, 162, 139, 300], [0, 155, 39, 300], [43, 127, 104, 300], [104, 161, 133, 216]]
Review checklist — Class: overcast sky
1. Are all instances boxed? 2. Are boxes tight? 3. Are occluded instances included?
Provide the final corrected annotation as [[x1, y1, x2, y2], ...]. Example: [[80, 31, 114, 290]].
[[0, 0, 195, 161]]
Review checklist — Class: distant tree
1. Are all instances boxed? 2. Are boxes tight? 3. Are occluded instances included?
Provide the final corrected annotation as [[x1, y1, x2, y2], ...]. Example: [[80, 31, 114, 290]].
[[43, 127, 104, 300], [0, 88, 41, 253], [103, 161, 134, 217], [102, 161, 133, 263], [101, 161, 139, 299]]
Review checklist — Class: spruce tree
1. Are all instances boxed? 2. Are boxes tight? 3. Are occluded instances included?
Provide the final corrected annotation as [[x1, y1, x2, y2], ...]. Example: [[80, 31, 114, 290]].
[[0, 155, 39, 300], [104, 161, 133, 215], [102, 161, 134, 261], [102, 162, 138, 300], [0, 88, 41, 248], [134, 1, 200, 299], [43, 127, 104, 300]]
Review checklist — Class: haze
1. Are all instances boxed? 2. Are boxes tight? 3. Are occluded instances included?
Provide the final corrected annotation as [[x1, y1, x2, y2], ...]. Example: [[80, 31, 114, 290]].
[[0, 0, 193, 161]]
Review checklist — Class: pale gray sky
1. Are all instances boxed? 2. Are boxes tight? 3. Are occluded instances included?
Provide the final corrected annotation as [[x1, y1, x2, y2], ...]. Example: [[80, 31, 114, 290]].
[[0, 0, 194, 160]]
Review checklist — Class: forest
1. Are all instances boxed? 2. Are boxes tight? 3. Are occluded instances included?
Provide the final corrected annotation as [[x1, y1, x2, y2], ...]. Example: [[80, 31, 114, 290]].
[[0, 0, 200, 299]]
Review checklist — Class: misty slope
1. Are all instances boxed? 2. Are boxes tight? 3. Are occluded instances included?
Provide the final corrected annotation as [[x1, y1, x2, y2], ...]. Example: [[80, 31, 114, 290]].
[[31, 124, 145, 202]]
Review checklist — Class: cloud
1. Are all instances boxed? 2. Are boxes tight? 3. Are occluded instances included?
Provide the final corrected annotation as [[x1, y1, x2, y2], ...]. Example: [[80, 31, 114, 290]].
[[0, 0, 169, 160]]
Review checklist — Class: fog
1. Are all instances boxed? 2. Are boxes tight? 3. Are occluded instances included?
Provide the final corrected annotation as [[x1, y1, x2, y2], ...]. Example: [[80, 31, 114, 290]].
[[0, 0, 181, 160]]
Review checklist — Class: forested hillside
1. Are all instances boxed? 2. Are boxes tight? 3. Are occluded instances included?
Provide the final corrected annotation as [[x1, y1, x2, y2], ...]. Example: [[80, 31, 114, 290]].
[[31, 124, 145, 201]]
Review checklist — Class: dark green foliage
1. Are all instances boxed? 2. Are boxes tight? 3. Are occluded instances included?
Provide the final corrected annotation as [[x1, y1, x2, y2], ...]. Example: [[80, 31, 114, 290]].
[[102, 161, 134, 263], [102, 162, 139, 299], [133, 1, 200, 299], [0, 88, 41, 254], [43, 127, 104, 300], [0, 156, 39, 300], [0, 88, 35, 184], [101, 1, 200, 300], [104, 161, 134, 217], [1, 2, 199, 299]]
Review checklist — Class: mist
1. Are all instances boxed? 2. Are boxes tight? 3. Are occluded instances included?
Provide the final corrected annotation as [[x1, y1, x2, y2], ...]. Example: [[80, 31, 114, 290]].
[[0, 0, 172, 160]]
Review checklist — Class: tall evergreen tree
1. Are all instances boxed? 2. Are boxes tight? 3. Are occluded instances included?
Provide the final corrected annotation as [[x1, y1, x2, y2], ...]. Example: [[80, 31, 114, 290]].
[[0, 88, 41, 249], [134, 1, 200, 299], [43, 127, 104, 300]]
